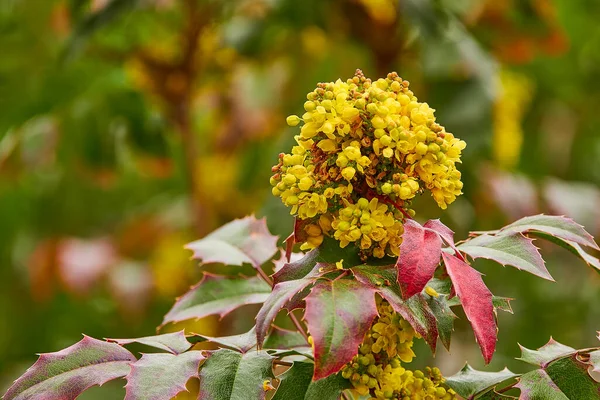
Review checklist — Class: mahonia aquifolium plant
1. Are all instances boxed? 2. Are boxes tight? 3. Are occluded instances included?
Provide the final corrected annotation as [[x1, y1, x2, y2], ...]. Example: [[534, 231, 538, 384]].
[[4, 71, 600, 400], [271, 70, 466, 259]]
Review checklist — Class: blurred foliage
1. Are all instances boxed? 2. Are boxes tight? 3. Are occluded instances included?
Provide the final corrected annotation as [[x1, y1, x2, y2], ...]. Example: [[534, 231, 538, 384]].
[[1, 0, 600, 396]]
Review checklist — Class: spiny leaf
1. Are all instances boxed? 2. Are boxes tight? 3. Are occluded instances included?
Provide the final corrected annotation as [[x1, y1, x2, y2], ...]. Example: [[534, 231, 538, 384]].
[[351, 265, 439, 351], [499, 214, 599, 250], [162, 274, 271, 327], [397, 219, 443, 299], [107, 331, 191, 354], [304, 278, 378, 380], [516, 369, 570, 400], [529, 231, 600, 273], [424, 219, 465, 261], [457, 233, 552, 280], [4, 336, 136, 400], [272, 361, 314, 400], [442, 253, 496, 363], [444, 364, 518, 399], [189, 327, 257, 353], [425, 293, 456, 351], [517, 338, 576, 367], [272, 237, 361, 284], [255, 276, 316, 348], [186, 216, 278, 269], [198, 349, 274, 400], [124, 351, 204, 400]]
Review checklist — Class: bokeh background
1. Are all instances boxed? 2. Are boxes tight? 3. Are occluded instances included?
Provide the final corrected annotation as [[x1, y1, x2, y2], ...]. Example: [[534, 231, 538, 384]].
[[2, 0, 600, 397]]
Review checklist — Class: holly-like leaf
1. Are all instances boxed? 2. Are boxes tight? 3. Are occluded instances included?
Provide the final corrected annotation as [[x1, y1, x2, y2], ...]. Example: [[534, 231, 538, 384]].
[[4, 336, 136, 400], [517, 338, 576, 367], [304, 278, 378, 380], [515, 338, 600, 399], [425, 293, 456, 351], [124, 351, 204, 400], [499, 214, 599, 250], [351, 265, 439, 351], [442, 253, 497, 363], [190, 327, 257, 353], [185, 216, 278, 269], [397, 219, 443, 299], [445, 364, 518, 399], [529, 231, 600, 273], [272, 237, 361, 284], [162, 274, 271, 327], [424, 219, 465, 261], [272, 361, 314, 400], [107, 331, 191, 354], [457, 233, 552, 280], [198, 349, 274, 400], [255, 276, 316, 348]]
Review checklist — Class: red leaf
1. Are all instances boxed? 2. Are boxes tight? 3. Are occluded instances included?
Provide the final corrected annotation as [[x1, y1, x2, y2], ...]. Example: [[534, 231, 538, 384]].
[[442, 253, 497, 363], [304, 279, 378, 380], [424, 219, 465, 261], [397, 219, 443, 299]]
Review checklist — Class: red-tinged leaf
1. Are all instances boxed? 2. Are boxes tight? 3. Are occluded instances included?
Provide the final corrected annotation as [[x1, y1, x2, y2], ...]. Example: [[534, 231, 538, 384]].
[[442, 253, 497, 363], [185, 216, 278, 269], [304, 278, 378, 380], [397, 219, 443, 299], [189, 327, 257, 353], [424, 219, 465, 261], [517, 338, 577, 367], [107, 331, 191, 354], [457, 233, 553, 280], [198, 349, 274, 400], [3, 336, 136, 400], [351, 265, 439, 351], [272, 237, 361, 284], [162, 274, 271, 327], [124, 351, 204, 400], [499, 214, 599, 250], [255, 276, 316, 348]]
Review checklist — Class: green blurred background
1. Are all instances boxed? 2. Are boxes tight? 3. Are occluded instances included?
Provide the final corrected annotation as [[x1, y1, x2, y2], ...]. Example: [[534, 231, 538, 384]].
[[1, 0, 600, 396]]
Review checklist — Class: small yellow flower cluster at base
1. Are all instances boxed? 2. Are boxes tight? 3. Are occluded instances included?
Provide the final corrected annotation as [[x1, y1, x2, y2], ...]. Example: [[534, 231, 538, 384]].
[[270, 70, 465, 258], [341, 298, 456, 400]]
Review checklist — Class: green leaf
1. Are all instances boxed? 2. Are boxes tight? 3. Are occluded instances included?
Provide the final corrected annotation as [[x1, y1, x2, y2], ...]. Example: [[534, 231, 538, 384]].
[[304, 372, 351, 400], [529, 231, 600, 273], [517, 338, 576, 367], [499, 214, 599, 250], [457, 233, 552, 280], [186, 216, 279, 269], [445, 364, 518, 399], [272, 237, 361, 284], [304, 278, 378, 380], [107, 331, 191, 354], [272, 361, 314, 400], [162, 274, 271, 327], [3, 336, 136, 400], [189, 327, 257, 353], [124, 351, 204, 400], [198, 349, 274, 400], [515, 338, 600, 399]]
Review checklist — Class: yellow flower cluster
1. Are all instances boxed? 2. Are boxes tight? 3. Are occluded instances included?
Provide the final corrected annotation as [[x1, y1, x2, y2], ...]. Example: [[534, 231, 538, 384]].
[[341, 299, 456, 400], [271, 70, 465, 257]]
